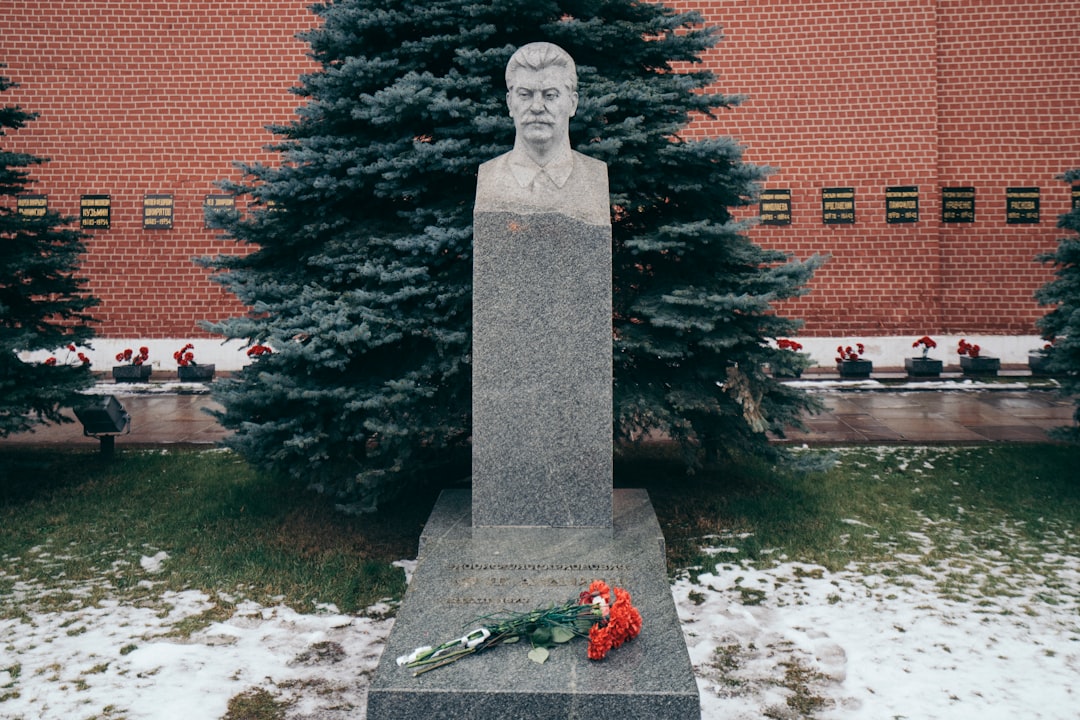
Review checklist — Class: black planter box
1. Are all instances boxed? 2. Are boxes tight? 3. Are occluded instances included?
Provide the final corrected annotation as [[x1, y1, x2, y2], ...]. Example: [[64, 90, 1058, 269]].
[[905, 357, 943, 377], [177, 364, 215, 382], [112, 365, 152, 383], [1028, 352, 1052, 376], [837, 359, 872, 378], [960, 355, 1000, 377]]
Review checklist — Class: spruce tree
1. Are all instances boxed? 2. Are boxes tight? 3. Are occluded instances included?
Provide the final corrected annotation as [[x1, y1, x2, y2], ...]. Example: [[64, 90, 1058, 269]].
[[1035, 169, 1080, 442], [0, 72, 97, 437], [204, 0, 824, 511]]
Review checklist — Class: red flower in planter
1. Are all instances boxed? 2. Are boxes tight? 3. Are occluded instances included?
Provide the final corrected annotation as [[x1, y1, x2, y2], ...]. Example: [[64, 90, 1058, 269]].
[[957, 339, 981, 358], [116, 347, 150, 366], [778, 338, 803, 351], [173, 343, 197, 367], [44, 344, 91, 368], [913, 335, 937, 359], [836, 343, 865, 362]]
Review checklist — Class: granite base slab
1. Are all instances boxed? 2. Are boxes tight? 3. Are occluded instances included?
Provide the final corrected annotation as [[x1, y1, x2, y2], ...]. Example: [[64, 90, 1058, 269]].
[[367, 489, 700, 719]]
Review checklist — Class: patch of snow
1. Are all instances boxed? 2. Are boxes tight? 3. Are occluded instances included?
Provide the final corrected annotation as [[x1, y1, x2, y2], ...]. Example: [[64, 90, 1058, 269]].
[[139, 551, 169, 574], [677, 554, 1080, 719], [786, 378, 1047, 393], [81, 382, 212, 396], [0, 588, 394, 719], [392, 559, 417, 585]]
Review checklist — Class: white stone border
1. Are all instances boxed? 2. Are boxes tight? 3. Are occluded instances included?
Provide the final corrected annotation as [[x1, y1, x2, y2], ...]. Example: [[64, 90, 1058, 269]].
[[21, 334, 1048, 372], [791, 335, 1045, 368], [19, 338, 253, 372]]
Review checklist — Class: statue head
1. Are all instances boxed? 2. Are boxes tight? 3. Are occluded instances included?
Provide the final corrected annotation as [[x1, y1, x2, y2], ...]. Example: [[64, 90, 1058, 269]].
[[505, 42, 579, 160], [505, 42, 578, 92]]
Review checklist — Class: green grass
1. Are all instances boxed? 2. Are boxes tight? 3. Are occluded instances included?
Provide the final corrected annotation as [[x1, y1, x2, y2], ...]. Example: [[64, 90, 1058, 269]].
[[620, 443, 1080, 588], [0, 448, 435, 617], [222, 688, 289, 720], [3, 442, 1077, 621]]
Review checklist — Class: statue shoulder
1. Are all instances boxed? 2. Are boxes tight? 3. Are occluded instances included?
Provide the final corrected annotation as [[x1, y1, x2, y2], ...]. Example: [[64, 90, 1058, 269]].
[[571, 151, 608, 184], [572, 151, 607, 172], [478, 152, 511, 177]]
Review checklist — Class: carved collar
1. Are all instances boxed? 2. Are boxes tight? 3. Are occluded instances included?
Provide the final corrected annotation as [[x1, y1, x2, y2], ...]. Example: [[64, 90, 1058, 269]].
[[506, 145, 575, 189]]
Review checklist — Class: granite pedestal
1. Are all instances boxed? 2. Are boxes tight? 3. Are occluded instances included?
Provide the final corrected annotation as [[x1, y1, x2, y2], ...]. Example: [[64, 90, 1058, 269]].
[[472, 211, 612, 528], [366, 489, 700, 719]]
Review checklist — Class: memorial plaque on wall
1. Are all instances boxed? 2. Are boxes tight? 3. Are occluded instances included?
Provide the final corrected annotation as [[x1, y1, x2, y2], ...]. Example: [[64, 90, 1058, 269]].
[[759, 188, 792, 225], [17, 194, 48, 219], [821, 187, 855, 224], [942, 187, 975, 223], [143, 194, 174, 229], [885, 186, 919, 223], [203, 193, 235, 228], [80, 194, 111, 229], [1006, 187, 1039, 224], [1072, 185, 1080, 211]]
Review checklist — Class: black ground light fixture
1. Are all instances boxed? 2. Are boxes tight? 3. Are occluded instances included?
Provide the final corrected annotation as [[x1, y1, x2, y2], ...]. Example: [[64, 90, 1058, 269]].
[[73, 395, 131, 457]]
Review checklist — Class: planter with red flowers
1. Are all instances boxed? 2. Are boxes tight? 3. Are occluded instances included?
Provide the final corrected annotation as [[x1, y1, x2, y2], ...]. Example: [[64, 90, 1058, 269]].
[[957, 339, 1000, 377], [836, 342, 872, 378], [112, 347, 152, 382], [772, 338, 808, 378], [45, 344, 93, 369], [1028, 341, 1054, 376], [905, 335, 943, 378], [246, 343, 274, 359], [174, 343, 215, 382]]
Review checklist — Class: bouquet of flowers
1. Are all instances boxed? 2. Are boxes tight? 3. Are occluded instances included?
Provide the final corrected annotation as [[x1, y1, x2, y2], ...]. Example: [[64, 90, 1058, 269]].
[[912, 335, 937, 358], [836, 343, 865, 362], [45, 344, 91, 367], [397, 580, 642, 676], [957, 338, 981, 358], [173, 343, 198, 367], [116, 346, 150, 365]]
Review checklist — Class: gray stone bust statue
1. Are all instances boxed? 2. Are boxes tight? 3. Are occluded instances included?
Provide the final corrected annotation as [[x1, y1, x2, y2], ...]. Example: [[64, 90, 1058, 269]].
[[475, 42, 610, 226]]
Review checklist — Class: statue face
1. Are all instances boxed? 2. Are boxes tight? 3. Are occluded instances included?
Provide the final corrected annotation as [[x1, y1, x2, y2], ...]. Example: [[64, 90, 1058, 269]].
[[506, 66, 578, 151]]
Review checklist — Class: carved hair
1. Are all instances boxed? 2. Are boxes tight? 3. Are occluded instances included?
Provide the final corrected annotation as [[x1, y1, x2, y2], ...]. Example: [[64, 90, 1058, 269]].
[[505, 42, 578, 92]]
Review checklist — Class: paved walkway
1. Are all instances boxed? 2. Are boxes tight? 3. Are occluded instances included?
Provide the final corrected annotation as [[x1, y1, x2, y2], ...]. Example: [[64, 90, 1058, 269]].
[[781, 387, 1074, 444], [2, 390, 227, 448], [1, 381, 1075, 450]]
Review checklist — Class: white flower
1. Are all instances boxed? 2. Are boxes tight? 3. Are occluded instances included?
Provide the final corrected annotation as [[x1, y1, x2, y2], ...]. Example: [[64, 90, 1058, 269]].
[[396, 645, 433, 666], [592, 594, 610, 619]]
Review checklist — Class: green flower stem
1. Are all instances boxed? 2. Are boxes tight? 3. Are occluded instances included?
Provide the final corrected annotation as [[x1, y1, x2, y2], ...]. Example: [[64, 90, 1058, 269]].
[[402, 597, 606, 675]]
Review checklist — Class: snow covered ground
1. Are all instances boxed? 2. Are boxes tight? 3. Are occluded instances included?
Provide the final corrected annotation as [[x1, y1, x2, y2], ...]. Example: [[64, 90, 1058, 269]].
[[675, 557, 1079, 719], [3, 494, 1078, 718]]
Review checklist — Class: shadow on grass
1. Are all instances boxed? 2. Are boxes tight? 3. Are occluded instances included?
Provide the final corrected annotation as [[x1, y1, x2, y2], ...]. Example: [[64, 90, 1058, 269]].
[[616, 440, 1080, 574], [0, 447, 460, 612], [615, 441, 836, 571], [0, 448, 118, 504]]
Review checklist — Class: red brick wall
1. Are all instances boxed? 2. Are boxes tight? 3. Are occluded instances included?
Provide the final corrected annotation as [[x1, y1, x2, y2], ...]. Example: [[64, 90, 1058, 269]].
[[0, 0, 315, 338], [935, 0, 1080, 334], [672, 0, 1080, 336], [3, 1, 1078, 340]]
